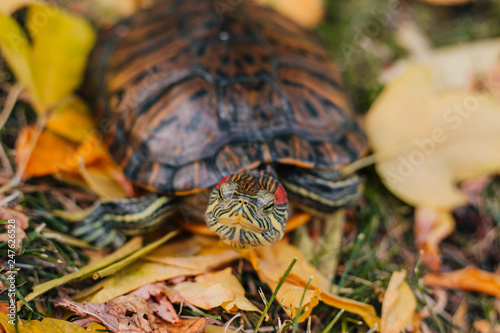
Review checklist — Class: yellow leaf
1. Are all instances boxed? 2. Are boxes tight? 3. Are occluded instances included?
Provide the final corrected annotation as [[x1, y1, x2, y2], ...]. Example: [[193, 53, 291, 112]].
[[86, 322, 107, 331], [366, 64, 500, 209], [0, 13, 42, 112], [86, 261, 205, 303], [175, 268, 260, 312], [84, 236, 242, 303], [246, 241, 380, 327], [205, 325, 235, 333], [46, 96, 96, 143], [174, 281, 234, 310], [254, 0, 324, 28], [380, 270, 417, 333], [0, 0, 36, 15], [27, 3, 95, 111], [145, 237, 242, 270], [0, 313, 87, 333], [78, 161, 130, 199], [423, 266, 500, 298]]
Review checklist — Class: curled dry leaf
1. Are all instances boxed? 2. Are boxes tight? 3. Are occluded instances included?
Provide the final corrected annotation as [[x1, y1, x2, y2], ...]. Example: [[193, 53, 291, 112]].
[[0, 206, 29, 249], [246, 241, 380, 328], [164, 318, 216, 333], [380, 270, 417, 333], [55, 293, 170, 333], [129, 282, 180, 325], [174, 267, 260, 312], [0, 312, 87, 333], [365, 64, 500, 268], [423, 266, 500, 298]]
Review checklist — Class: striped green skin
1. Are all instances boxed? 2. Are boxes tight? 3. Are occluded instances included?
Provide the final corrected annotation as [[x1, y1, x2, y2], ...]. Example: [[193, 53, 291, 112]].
[[205, 170, 288, 248]]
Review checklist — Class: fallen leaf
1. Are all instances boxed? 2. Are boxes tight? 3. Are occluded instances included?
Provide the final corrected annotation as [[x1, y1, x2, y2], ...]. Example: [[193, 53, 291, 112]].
[[414, 208, 455, 271], [473, 320, 500, 333], [381, 270, 417, 333], [145, 237, 242, 270], [56, 293, 170, 333], [84, 236, 242, 303], [174, 268, 260, 312], [423, 266, 500, 298], [205, 325, 235, 333], [0, 312, 88, 333], [78, 161, 130, 199], [365, 63, 500, 268], [165, 318, 216, 333], [174, 281, 234, 310], [27, 3, 95, 112], [254, 0, 324, 28], [85, 261, 204, 304], [45, 96, 97, 143], [0, 12, 40, 112], [129, 282, 180, 325], [246, 241, 380, 328]]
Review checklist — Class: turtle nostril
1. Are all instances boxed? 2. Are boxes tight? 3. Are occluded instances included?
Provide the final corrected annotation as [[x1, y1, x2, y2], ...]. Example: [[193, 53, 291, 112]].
[[238, 200, 242, 204]]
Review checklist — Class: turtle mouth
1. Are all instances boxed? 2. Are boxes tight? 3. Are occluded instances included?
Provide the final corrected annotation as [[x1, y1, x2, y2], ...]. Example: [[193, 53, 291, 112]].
[[216, 217, 268, 234]]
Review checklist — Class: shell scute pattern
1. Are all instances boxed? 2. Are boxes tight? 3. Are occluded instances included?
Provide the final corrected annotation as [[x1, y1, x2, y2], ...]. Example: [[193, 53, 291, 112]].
[[91, 0, 367, 193]]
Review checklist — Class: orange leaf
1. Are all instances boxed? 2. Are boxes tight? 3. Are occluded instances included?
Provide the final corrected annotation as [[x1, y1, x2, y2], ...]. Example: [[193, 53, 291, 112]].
[[414, 208, 455, 271], [423, 266, 500, 298]]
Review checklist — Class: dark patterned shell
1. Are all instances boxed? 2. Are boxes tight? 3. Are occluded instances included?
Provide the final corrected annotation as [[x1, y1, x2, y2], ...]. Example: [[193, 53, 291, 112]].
[[87, 0, 367, 194]]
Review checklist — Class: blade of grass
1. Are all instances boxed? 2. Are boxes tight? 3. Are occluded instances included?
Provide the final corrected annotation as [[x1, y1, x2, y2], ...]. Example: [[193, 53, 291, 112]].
[[292, 276, 313, 333], [321, 309, 345, 333], [254, 257, 298, 333], [337, 233, 365, 292]]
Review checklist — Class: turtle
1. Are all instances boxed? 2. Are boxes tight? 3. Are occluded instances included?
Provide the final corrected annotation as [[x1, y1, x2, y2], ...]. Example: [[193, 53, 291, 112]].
[[74, 0, 368, 248]]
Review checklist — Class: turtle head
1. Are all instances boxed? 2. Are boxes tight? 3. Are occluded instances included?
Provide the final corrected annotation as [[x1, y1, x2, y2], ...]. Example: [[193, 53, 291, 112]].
[[205, 171, 288, 248]]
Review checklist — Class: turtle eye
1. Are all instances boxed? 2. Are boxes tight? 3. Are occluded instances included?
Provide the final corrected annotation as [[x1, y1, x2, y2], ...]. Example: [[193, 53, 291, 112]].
[[218, 182, 236, 202], [258, 190, 275, 215], [262, 200, 275, 214]]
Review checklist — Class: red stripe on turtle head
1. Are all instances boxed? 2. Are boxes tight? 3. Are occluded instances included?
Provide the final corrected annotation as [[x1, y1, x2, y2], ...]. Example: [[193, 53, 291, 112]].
[[216, 175, 232, 189], [274, 183, 287, 205]]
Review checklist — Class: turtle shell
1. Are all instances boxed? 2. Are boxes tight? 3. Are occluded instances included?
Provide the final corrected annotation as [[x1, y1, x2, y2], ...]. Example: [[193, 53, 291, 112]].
[[87, 0, 367, 194]]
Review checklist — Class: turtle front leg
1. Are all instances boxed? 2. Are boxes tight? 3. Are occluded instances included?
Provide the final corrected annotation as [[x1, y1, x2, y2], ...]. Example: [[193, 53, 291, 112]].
[[279, 166, 364, 215], [55, 194, 178, 247]]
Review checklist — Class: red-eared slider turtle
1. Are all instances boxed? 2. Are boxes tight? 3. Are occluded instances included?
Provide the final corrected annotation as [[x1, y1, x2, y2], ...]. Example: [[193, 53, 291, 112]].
[[77, 0, 368, 248]]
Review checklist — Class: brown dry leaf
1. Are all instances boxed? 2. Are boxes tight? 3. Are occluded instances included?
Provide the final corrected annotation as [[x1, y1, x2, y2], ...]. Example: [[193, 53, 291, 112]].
[[0, 206, 29, 249], [254, 0, 324, 28], [165, 318, 216, 333], [78, 161, 132, 199], [246, 241, 380, 328], [423, 266, 500, 298], [174, 268, 260, 312], [380, 270, 417, 333], [0, 312, 87, 333], [56, 293, 169, 333], [129, 282, 180, 325], [365, 64, 500, 268]]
